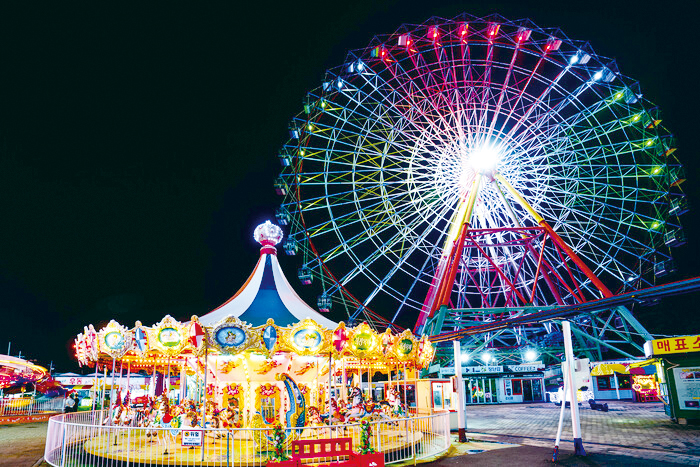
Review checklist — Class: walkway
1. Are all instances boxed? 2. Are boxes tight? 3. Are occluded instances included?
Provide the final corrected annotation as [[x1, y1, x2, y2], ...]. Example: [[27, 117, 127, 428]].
[[461, 401, 700, 465], [0, 421, 47, 467]]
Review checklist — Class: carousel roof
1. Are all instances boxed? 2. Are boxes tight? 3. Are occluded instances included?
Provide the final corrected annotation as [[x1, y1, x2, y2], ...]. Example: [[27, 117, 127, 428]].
[[199, 221, 337, 329]]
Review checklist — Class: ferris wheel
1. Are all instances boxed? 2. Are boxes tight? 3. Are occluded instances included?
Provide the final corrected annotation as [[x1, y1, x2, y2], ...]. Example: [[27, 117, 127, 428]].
[[273, 14, 686, 356]]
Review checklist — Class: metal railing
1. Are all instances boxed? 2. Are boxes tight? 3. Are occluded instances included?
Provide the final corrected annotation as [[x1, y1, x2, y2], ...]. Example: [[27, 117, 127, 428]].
[[44, 411, 450, 466], [0, 397, 66, 417]]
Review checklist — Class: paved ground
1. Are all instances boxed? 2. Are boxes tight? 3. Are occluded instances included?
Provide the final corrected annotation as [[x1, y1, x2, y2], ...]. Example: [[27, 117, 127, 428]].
[[460, 401, 700, 465], [0, 421, 47, 467], [434, 441, 678, 466]]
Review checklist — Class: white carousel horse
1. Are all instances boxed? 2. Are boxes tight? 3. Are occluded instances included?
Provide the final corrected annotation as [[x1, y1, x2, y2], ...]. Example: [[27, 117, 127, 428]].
[[344, 387, 368, 422], [386, 386, 405, 417]]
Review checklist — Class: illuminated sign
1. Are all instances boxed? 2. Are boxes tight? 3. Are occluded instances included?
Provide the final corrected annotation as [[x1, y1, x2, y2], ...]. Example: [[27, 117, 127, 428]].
[[645, 335, 700, 357], [215, 326, 246, 348], [293, 328, 322, 350], [158, 327, 182, 348], [396, 338, 413, 356], [104, 331, 124, 351], [352, 332, 373, 352]]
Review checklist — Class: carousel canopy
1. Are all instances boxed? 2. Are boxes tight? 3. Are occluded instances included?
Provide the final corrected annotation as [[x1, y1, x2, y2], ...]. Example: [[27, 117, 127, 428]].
[[72, 221, 435, 371], [199, 221, 337, 329]]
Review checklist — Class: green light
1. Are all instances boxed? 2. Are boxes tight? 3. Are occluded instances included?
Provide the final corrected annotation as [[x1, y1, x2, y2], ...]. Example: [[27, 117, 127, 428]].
[[652, 166, 662, 175], [632, 114, 640, 122], [651, 221, 660, 230], [645, 139, 655, 146], [299, 149, 305, 156], [308, 124, 313, 131], [615, 91, 623, 100], [321, 100, 326, 109]]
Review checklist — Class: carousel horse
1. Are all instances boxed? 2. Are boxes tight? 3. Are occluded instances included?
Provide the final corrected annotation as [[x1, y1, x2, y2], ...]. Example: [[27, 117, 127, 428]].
[[112, 403, 135, 426], [386, 386, 405, 417], [322, 397, 349, 436], [362, 400, 391, 421], [183, 410, 199, 428], [344, 387, 368, 422], [206, 410, 226, 441], [305, 405, 330, 437], [222, 406, 242, 429], [307, 406, 324, 425], [135, 405, 154, 428], [328, 398, 346, 425], [146, 394, 184, 453], [344, 387, 393, 423]]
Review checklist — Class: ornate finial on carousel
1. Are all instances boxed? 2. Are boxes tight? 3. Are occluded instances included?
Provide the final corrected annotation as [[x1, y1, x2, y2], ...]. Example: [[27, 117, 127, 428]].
[[254, 220, 283, 255]]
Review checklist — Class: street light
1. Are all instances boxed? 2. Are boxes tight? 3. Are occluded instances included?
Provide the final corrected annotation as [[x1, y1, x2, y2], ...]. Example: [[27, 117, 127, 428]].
[[524, 349, 538, 362]]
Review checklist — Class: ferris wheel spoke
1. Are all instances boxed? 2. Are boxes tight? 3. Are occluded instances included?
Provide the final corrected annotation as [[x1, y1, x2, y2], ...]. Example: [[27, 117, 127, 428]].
[[509, 80, 599, 150], [540, 183, 664, 228], [308, 188, 456, 256], [534, 208, 654, 271]]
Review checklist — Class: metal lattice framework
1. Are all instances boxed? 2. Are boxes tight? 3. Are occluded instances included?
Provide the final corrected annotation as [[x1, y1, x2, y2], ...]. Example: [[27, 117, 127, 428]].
[[273, 14, 687, 364]]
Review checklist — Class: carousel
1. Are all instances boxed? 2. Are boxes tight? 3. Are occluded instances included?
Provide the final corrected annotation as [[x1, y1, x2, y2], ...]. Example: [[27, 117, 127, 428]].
[[69, 221, 435, 465]]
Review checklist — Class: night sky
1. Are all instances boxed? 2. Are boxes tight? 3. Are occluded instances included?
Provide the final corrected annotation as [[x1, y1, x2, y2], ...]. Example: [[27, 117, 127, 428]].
[[0, 1, 698, 373]]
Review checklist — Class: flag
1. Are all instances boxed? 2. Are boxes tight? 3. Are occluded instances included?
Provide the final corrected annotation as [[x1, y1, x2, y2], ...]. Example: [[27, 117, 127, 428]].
[[263, 325, 277, 352], [333, 327, 347, 353], [134, 327, 148, 353], [189, 321, 205, 348]]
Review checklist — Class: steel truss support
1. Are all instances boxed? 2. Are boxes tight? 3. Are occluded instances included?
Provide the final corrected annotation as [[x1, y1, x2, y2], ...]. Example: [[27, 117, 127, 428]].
[[421, 171, 676, 364]]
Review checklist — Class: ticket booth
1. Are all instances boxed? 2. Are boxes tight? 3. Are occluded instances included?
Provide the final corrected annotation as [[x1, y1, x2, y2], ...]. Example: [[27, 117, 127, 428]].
[[644, 334, 700, 424]]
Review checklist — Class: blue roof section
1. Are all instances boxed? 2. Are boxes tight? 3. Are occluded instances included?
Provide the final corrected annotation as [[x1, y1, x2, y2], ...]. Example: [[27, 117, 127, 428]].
[[237, 255, 298, 327]]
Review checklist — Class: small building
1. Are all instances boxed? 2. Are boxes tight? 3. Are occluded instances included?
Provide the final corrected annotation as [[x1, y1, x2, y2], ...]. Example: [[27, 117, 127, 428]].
[[590, 361, 635, 401], [438, 362, 546, 404], [645, 334, 700, 424]]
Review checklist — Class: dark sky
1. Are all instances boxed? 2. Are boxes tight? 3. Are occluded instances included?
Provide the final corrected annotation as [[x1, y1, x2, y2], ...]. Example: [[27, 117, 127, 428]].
[[0, 1, 698, 373]]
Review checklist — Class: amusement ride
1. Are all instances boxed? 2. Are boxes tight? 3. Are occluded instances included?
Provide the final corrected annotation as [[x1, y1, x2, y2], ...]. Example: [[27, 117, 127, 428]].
[[273, 13, 690, 365], [69, 221, 434, 464]]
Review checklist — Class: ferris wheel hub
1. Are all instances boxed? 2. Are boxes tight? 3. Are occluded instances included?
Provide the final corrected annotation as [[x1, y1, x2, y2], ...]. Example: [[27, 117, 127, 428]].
[[467, 144, 501, 176]]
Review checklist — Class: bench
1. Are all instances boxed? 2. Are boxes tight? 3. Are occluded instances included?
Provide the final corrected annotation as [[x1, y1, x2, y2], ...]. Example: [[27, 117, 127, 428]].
[[268, 437, 384, 467]]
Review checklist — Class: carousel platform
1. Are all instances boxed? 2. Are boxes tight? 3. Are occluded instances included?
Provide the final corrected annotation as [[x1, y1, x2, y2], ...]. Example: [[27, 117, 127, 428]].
[[81, 427, 423, 466]]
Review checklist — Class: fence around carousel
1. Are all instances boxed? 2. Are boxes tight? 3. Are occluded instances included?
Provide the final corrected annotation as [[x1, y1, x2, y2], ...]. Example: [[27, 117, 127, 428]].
[[45, 411, 450, 466], [0, 397, 65, 417]]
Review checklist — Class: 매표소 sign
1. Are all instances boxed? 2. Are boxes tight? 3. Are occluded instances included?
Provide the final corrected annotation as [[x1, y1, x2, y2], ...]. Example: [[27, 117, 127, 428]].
[[645, 335, 700, 357]]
